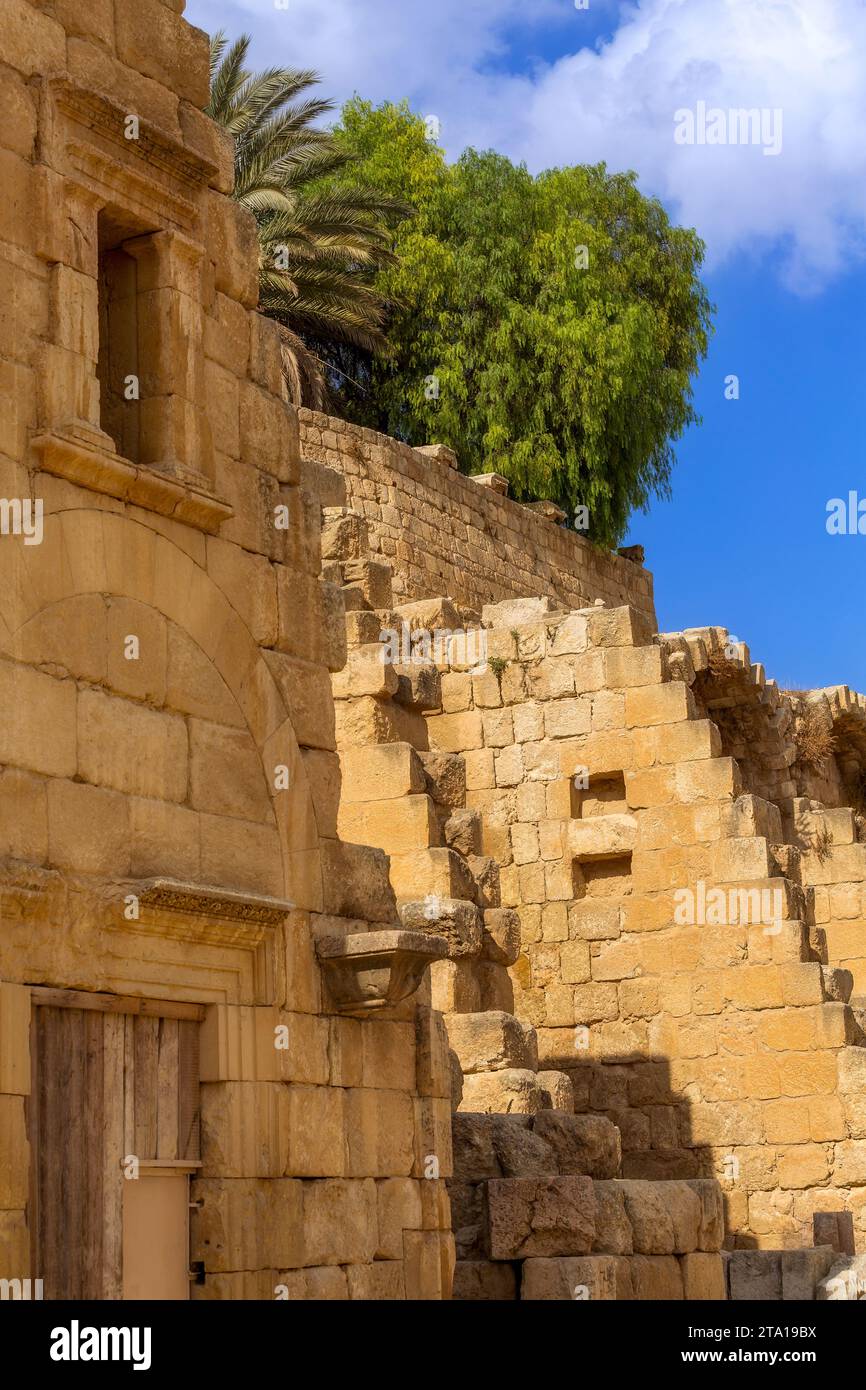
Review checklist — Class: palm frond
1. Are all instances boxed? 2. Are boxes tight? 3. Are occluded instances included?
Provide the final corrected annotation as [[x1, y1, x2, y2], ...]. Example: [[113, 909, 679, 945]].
[[208, 33, 414, 406]]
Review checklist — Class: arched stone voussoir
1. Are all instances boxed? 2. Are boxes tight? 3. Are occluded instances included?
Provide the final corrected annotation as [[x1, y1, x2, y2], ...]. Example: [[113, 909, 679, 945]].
[[0, 506, 323, 902]]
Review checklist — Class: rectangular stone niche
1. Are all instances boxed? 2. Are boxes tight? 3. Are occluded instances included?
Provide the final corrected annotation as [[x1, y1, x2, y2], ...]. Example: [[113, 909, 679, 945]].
[[575, 773, 628, 818], [573, 855, 633, 899]]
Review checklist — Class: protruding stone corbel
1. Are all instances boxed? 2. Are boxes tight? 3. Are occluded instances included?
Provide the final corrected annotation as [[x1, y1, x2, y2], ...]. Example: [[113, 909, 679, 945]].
[[316, 929, 447, 1017]]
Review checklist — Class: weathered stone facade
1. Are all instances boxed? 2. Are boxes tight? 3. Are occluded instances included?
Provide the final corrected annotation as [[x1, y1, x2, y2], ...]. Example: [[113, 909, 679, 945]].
[[0, 0, 452, 1302], [3, 0, 865, 1304]]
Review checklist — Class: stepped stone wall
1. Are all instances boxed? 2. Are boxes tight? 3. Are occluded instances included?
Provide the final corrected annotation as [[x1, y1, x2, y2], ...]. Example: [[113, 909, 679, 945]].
[[317, 461, 866, 1286], [5, 0, 866, 1306], [298, 407, 655, 621]]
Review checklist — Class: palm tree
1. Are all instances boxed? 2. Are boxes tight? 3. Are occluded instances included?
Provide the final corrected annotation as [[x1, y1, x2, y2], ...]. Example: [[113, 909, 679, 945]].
[[206, 32, 408, 407]]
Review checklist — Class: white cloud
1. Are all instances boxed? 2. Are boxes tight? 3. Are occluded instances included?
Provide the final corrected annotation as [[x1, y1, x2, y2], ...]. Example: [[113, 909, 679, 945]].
[[187, 0, 866, 288]]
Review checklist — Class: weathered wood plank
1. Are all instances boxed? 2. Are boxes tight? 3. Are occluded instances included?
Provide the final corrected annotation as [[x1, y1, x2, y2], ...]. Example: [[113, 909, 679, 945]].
[[102, 1013, 125, 1299], [30, 987, 204, 1021], [156, 1018, 179, 1159]]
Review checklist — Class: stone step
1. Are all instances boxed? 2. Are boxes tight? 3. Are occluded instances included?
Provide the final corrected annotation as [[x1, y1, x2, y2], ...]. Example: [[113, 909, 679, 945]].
[[728, 1247, 836, 1301]]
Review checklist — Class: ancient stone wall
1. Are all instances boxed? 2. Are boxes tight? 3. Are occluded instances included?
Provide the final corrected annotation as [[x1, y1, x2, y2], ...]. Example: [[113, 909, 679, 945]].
[[298, 408, 655, 622], [0, 0, 452, 1302]]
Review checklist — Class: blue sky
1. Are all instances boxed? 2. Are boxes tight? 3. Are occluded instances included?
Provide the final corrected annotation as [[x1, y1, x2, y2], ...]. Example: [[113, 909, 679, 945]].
[[187, 0, 866, 692]]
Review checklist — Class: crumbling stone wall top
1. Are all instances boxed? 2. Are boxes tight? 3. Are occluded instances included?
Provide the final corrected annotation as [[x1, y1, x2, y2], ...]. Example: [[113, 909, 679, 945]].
[[298, 408, 655, 622]]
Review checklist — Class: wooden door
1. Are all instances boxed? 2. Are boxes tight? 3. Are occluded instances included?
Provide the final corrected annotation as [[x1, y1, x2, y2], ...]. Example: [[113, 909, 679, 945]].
[[30, 1000, 200, 1300]]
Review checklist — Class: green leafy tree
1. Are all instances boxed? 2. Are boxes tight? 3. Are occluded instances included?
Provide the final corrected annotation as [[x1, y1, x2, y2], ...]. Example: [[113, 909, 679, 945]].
[[329, 99, 713, 546], [206, 35, 408, 407]]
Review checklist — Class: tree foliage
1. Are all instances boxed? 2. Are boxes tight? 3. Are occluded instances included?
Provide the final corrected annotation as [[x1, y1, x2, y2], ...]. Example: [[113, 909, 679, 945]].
[[329, 99, 714, 545], [206, 36, 409, 407]]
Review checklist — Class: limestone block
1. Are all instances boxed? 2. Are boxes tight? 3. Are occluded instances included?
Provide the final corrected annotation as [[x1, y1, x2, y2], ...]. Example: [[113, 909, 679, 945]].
[[302, 1178, 379, 1267], [414, 1005, 452, 1100], [781, 1248, 835, 1300], [568, 813, 637, 861], [0, 768, 48, 865], [477, 963, 515, 1014], [339, 795, 437, 855], [444, 809, 482, 857], [536, 1072, 574, 1113], [376, 1177, 423, 1260], [189, 719, 270, 821], [200, 1082, 289, 1178], [418, 751, 467, 807], [629, 1254, 684, 1299], [482, 596, 560, 629], [77, 687, 188, 801], [532, 1112, 621, 1179], [481, 908, 521, 965], [603, 645, 664, 687], [728, 1250, 782, 1301], [625, 682, 695, 727], [467, 855, 500, 909], [452, 1113, 522, 1180], [115, 0, 210, 105], [591, 1181, 633, 1254], [402, 1229, 452, 1299], [429, 960, 481, 1013], [190, 1178, 304, 1272], [47, 778, 131, 875], [341, 559, 393, 610], [616, 1180, 676, 1254], [203, 191, 260, 307], [491, 1121, 557, 1179], [427, 710, 484, 752], [586, 606, 654, 649], [521, 1255, 618, 1300], [681, 1252, 727, 1300], [332, 648, 398, 701], [686, 1179, 725, 1251], [486, 1175, 597, 1259], [200, 813, 283, 897], [711, 836, 773, 882], [0, 661, 76, 779], [389, 847, 476, 905], [459, 1070, 544, 1116], [345, 1088, 415, 1177], [321, 508, 369, 561], [452, 1261, 518, 1300], [548, 614, 589, 655], [335, 694, 425, 748], [357, 1020, 415, 1094], [394, 661, 441, 711], [339, 743, 425, 805], [345, 1262, 405, 1300], [568, 901, 621, 940], [400, 898, 482, 959], [320, 840, 395, 922], [261, 653, 335, 750], [446, 1012, 537, 1075], [319, 578, 347, 675]]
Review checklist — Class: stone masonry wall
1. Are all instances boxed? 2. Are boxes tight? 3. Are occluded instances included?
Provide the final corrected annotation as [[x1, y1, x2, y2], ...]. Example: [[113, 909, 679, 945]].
[[298, 408, 655, 622], [0, 0, 452, 1302]]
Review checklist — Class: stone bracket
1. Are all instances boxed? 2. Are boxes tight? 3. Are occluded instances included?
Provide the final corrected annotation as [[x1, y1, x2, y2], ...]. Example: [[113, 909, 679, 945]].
[[316, 929, 447, 1017]]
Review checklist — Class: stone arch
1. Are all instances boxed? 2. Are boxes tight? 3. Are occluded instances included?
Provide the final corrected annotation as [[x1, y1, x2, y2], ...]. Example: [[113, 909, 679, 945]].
[[0, 508, 321, 909]]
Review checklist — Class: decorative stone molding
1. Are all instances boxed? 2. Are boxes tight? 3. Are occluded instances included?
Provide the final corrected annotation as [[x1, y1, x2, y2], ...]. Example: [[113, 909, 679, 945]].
[[32, 429, 233, 533], [136, 879, 294, 928], [316, 929, 447, 1016], [46, 79, 212, 231]]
